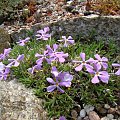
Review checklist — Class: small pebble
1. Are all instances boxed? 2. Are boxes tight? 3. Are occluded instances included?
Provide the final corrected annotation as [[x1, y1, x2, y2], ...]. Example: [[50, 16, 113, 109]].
[[83, 116, 89, 120], [80, 109, 86, 118], [107, 114, 114, 120], [99, 108, 107, 115], [77, 116, 82, 120], [88, 111, 100, 120], [84, 105, 94, 114], [108, 108, 116, 114], [71, 110, 78, 119], [104, 104, 110, 109], [101, 117, 109, 120]]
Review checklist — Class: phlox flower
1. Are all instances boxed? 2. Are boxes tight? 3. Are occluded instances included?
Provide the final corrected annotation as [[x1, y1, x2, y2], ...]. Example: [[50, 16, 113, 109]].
[[46, 44, 68, 63], [47, 66, 73, 93], [73, 53, 93, 71], [94, 54, 108, 70], [28, 64, 42, 74], [87, 64, 109, 84], [58, 36, 74, 47], [0, 62, 5, 71], [59, 116, 66, 120], [0, 48, 11, 60], [16, 37, 30, 46], [0, 67, 10, 80], [7, 54, 24, 67], [36, 27, 51, 40], [35, 50, 51, 64], [112, 63, 120, 75]]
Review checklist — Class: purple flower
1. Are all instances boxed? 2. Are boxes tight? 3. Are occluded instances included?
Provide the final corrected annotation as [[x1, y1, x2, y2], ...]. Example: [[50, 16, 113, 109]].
[[35, 50, 51, 64], [73, 53, 93, 71], [7, 54, 24, 67], [47, 66, 73, 93], [36, 27, 51, 40], [112, 63, 120, 75], [94, 54, 108, 70], [0, 62, 5, 71], [59, 116, 66, 120], [0, 48, 11, 60], [46, 44, 68, 63], [0, 67, 10, 80], [16, 37, 30, 46], [58, 36, 74, 47], [28, 64, 42, 74], [87, 64, 109, 84]]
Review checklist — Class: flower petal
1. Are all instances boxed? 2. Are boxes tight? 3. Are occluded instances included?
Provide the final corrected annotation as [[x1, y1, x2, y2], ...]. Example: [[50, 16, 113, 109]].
[[80, 53, 85, 61], [47, 85, 56, 92], [17, 54, 24, 61], [99, 75, 109, 83], [115, 68, 120, 75], [57, 86, 64, 93], [46, 78, 55, 84], [91, 75, 99, 84], [75, 64, 83, 71], [94, 54, 101, 60]]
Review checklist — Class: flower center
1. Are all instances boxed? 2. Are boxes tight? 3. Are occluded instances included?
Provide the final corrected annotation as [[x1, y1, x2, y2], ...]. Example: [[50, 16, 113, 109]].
[[56, 82, 59, 86], [96, 72, 99, 76], [82, 61, 86, 64]]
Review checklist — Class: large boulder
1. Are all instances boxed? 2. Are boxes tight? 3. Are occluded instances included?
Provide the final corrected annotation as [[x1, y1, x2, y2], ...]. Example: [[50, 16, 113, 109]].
[[0, 79, 48, 120], [0, 28, 11, 53]]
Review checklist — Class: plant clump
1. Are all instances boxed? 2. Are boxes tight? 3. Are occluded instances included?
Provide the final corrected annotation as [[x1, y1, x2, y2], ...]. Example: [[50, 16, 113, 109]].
[[0, 27, 120, 119]]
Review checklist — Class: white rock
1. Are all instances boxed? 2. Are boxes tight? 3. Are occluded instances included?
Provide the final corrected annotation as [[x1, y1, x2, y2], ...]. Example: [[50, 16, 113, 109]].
[[107, 114, 114, 120], [80, 109, 86, 118], [101, 117, 109, 120], [104, 104, 110, 109]]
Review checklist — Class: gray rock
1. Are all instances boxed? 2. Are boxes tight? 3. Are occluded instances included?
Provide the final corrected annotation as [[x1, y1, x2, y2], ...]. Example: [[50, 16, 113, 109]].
[[0, 79, 48, 120], [80, 109, 86, 118], [8, 16, 120, 47], [0, 28, 11, 53], [107, 114, 114, 120], [84, 105, 94, 114], [104, 104, 110, 109]]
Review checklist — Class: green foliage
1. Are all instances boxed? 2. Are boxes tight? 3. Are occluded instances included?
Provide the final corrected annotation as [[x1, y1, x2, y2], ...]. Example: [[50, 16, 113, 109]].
[[3, 34, 120, 119]]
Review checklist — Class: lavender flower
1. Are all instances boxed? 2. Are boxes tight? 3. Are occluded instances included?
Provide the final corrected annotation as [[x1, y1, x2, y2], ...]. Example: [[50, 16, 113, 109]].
[[73, 53, 93, 71], [46, 44, 68, 63], [35, 50, 51, 64], [36, 27, 51, 40], [59, 116, 66, 120], [112, 63, 120, 75], [47, 66, 73, 93], [0, 62, 5, 71], [94, 54, 108, 70], [28, 64, 42, 74], [58, 36, 74, 47], [7, 54, 24, 67], [0, 48, 11, 60], [87, 64, 109, 84], [16, 37, 30, 46], [0, 67, 10, 80]]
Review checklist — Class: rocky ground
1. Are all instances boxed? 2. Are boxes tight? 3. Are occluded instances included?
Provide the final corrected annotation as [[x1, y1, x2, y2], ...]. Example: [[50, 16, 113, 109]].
[[0, 0, 120, 120], [0, 0, 103, 34]]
